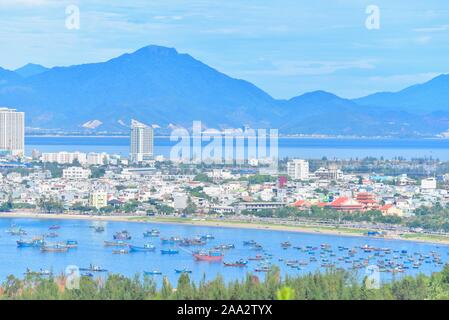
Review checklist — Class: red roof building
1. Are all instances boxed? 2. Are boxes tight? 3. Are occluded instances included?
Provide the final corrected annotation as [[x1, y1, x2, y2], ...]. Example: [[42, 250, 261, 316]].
[[328, 197, 363, 212]]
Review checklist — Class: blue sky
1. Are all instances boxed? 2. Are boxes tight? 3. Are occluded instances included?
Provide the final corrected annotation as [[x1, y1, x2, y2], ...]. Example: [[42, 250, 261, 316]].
[[1, 0, 448, 98]]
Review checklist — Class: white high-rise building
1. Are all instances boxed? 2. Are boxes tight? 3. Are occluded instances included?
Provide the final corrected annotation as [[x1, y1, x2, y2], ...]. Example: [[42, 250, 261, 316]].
[[0, 108, 24, 156], [287, 159, 309, 180], [130, 119, 154, 163]]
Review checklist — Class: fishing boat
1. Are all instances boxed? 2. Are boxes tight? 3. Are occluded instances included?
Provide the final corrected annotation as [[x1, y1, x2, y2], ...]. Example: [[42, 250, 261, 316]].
[[113, 230, 131, 240], [144, 270, 163, 276], [254, 266, 271, 273], [179, 238, 206, 247], [41, 243, 68, 253], [250, 244, 264, 251], [112, 249, 129, 254], [24, 268, 52, 276], [214, 244, 235, 250], [94, 226, 105, 233], [81, 272, 94, 278], [161, 249, 179, 255], [193, 250, 224, 262], [80, 264, 107, 272], [17, 237, 45, 248], [281, 241, 292, 249], [6, 226, 27, 236], [223, 259, 248, 267], [49, 225, 60, 230], [44, 232, 59, 238], [200, 234, 215, 240], [104, 240, 128, 247], [175, 268, 192, 274], [248, 255, 264, 261], [143, 229, 160, 237], [65, 240, 78, 248], [243, 240, 257, 246], [161, 237, 182, 245], [129, 244, 156, 252]]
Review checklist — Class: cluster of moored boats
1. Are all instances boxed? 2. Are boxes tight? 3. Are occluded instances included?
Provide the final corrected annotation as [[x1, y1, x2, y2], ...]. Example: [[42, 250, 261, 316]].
[[6, 223, 447, 279]]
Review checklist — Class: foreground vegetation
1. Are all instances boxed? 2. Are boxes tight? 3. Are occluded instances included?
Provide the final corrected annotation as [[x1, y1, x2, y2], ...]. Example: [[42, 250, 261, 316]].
[[3, 266, 449, 300]]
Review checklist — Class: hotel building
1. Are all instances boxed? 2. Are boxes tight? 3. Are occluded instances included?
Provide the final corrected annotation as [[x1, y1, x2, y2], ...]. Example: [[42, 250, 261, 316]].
[[130, 119, 154, 163], [0, 108, 25, 156]]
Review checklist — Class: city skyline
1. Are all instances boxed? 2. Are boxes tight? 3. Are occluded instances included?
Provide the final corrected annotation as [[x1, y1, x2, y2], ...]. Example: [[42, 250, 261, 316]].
[[1, 1, 449, 98]]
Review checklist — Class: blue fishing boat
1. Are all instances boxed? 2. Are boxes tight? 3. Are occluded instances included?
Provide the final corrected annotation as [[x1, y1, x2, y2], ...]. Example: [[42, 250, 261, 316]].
[[17, 238, 45, 248], [161, 249, 179, 255], [144, 270, 163, 276], [129, 244, 156, 252], [161, 237, 182, 245], [143, 229, 160, 237], [66, 240, 78, 248], [200, 234, 214, 240], [175, 268, 192, 274]]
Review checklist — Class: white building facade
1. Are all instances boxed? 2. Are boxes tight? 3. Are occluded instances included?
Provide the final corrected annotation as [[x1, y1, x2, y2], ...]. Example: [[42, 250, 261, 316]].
[[0, 108, 24, 156], [130, 119, 154, 163], [287, 159, 309, 180]]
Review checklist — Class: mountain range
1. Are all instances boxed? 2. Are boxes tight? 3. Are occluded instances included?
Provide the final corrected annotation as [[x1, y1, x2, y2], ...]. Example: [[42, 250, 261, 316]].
[[0, 45, 448, 137]]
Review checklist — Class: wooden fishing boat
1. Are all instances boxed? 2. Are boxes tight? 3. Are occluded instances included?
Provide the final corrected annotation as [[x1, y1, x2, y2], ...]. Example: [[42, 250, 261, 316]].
[[104, 240, 128, 247], [112, 249, 129, 254], [41, 243, 68, 252], [193, 250, 224, 262]]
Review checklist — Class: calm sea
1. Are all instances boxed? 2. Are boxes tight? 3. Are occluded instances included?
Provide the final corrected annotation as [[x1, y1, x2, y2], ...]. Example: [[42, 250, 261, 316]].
[[25, 136, 449, 160], [0, 218, 447, 285]]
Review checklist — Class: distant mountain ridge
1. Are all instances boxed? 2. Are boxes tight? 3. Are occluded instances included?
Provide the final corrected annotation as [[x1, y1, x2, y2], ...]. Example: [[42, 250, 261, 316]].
[[14, 63, 49, 78], [0, 45, 448, 137]]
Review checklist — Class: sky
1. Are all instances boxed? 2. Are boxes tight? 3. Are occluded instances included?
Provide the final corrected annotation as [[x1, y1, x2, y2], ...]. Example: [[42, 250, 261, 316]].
[[1, 0, 449, 99]]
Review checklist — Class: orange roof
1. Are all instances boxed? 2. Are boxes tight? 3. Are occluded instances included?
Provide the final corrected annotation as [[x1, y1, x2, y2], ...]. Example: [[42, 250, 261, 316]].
[[330, 197, 349, 206], [292, 200, 306, 207], [380, 204, 393, 211]]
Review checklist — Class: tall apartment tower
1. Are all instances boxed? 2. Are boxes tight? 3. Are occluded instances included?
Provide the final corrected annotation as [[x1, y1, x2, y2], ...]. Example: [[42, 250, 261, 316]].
[[287, 159, 309, 180], [0, 108, 25, 157], [130, 119, 154, 163]]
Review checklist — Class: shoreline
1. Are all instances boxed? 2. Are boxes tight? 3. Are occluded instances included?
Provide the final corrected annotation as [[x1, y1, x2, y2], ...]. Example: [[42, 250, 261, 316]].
[[2, 211, 449, 246]]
